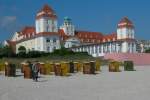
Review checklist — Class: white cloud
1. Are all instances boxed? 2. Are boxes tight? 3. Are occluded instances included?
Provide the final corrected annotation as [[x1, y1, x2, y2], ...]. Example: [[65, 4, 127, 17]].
[[0, 16, 23, 34], [0, 16, 17, 28]]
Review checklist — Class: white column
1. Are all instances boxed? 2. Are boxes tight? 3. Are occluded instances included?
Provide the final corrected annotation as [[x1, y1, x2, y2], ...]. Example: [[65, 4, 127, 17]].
[[92, 46, 94, 54], [110, 43, 112, 53], [82, 47, 84, 52], [77, 48, 79, 52], [93, 45, 96, 54], [97, 45, 100, 54], [82, 47, 85, 52], [112, 43, 114, 53], [87, 46, 90, 54], [80, 47, 82, 52], [89, 46, 92, 54], [130, 43, 132, 53], [101, 44, 104, 54], [116, 43, 118, 53], [130, 43, 133, 53], [87, 47, 89, 52], [134, 43, 136, 53], [105, 44, 107, 53]]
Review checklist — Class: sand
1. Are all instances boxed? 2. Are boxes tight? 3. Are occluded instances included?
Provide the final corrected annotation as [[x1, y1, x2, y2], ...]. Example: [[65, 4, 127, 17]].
[[0, 66, 150, 100]]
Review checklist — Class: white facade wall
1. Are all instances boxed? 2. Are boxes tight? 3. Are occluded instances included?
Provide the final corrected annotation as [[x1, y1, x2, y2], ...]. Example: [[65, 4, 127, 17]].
[[72, 40, 136, 57], [36, 18, 58, 33], [61, 24, 75, 36], [16, 39, 36, 53], [72, 42, 118, 57], [121, 42, 128, 53], [16, 35, 60, 53], [11, 32, 24, 41], [117, 28, 134, 39], [42, 35, 60, 52], [64, 38, 80, 48]]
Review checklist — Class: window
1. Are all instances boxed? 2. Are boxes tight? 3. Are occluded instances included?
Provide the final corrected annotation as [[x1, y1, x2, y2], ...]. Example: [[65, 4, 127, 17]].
[[52, 26, 55, 32], [47, 46, 50, 51], [52, 20, 54, 25], [85, 35, 87, 38], [53, 38, 56, 43], [66, 27, 69, 31], [47, 26, 49, 32], [48, 20, 51, 24], [46, 38, 50, 42], [53, 46, 56, 50], [93, 39, 95, 43]]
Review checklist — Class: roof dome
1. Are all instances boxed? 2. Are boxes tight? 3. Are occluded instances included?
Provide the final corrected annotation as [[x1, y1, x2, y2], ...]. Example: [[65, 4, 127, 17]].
[[64, 16, 72, 24], [117, 17, 134, 28], [36, 4, 57, 20]]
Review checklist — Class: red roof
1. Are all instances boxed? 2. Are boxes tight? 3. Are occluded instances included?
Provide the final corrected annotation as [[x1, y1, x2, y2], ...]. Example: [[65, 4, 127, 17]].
[[118, 17, 134, 28], [103, 33, 117, 41], [21, 26, 35, 34], [38, 32, 59, 36], [17, 27, 118, 44], [19, 26, 35, 38], [75, 31, 103, 43], [36, 4, 57, 20]]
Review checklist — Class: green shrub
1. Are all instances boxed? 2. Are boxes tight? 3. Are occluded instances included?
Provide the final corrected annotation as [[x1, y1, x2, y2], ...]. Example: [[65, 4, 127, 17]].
[[124, 61, 134, 71], [52, 47, 74, 56]]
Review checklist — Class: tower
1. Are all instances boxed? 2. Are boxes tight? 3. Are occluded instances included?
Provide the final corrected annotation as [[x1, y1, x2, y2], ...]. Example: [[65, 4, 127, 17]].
[[117, 17, 136, 53], [60, 17, 75, 36], [117, 17, 134, 39], [36, 4, 58, 33]]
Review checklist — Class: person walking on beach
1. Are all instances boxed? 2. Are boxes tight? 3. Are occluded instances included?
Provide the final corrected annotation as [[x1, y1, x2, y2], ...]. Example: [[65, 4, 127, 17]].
[[31, 61, 40, 82], [26, 61, 33, 79]]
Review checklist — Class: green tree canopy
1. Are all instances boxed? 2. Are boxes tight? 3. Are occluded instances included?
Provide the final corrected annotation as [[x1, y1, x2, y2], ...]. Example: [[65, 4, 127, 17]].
[[18, 46, 26, 53], [0, 46, 14, 57]]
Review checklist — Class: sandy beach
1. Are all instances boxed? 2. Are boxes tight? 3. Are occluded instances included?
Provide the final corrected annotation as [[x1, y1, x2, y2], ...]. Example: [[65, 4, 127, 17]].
[[0, 66, 150, 100]]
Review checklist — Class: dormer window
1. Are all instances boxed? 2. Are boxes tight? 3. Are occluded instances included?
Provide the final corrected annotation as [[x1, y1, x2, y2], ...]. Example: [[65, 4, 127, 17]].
[[85, 34, 87, 38], [93, 39, 95, 43], [79, 34, 81, 37], [113, 38, 115, 41]]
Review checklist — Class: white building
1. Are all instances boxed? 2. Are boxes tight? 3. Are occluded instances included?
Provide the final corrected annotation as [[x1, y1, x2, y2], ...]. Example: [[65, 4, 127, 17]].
[[6, 4, 136, 57]]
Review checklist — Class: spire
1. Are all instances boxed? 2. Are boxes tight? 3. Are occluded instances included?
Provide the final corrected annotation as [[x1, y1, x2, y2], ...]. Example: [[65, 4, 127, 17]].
[[40, 4, 55, 13], [36, 4, 57, 20], [117, 17, 134, 28]]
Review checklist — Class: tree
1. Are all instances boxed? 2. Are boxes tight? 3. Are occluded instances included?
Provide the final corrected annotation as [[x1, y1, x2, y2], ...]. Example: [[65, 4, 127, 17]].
[[18, 46, 26, 53], [145, 48, 150, 53], [17, 46, 26, 57], [26, 51, 42, 58], [53, 46, 74, 56], [0, 46, 14, 57]]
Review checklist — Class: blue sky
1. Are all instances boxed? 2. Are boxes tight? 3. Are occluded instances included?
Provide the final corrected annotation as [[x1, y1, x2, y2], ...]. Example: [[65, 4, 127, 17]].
[[0, 0, 150, 42]]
